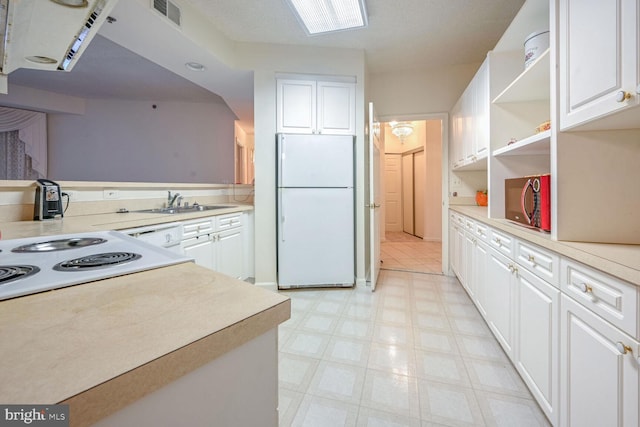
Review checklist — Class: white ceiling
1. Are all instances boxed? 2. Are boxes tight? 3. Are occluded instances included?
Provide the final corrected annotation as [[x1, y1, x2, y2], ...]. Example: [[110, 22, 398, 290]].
[[7, 0, 525, 132], [189, 0, 525, 73]]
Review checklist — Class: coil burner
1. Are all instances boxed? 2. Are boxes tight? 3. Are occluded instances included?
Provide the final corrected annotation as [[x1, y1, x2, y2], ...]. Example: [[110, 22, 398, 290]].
[[12, 237, 107, 253], [0, 266, 41, 285], [54, 252, 142, 271]]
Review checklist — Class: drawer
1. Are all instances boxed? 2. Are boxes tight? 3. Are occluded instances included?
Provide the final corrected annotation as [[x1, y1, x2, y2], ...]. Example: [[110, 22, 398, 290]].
[[515, 240, 560, 287], [182, 218, 214, 238], [216, 212, 243, 230], [464, 217, 474, 232], [474, 221, 489, 242], [489, 227, 514, 257], [561, 258, 638, 339]]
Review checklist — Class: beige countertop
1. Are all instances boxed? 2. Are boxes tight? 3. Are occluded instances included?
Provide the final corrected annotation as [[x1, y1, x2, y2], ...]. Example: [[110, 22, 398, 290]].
[[0, 203, 289, 426], [0, 262, 290, 426], [450, 205, 640, 286], [0, 203, 253, 240]]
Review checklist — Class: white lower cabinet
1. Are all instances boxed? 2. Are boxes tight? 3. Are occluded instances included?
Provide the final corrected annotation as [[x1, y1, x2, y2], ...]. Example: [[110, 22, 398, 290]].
[[485, 247, 515, 358], [514, 266, 559, 425], [216, 227, 244, 279], [183, 234, 215, 270], [472, 238, 489, 317], [560, 294, 639, 427], [182, 212, 246, 280]]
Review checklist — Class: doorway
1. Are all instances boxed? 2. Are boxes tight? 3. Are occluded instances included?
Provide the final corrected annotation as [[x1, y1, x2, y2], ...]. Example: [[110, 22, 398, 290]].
[[379, 118, 443, 274]]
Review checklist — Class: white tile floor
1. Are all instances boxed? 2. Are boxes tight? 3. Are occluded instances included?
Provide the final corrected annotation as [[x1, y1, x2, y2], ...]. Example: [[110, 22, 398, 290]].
[[278, 270, 550, 427]]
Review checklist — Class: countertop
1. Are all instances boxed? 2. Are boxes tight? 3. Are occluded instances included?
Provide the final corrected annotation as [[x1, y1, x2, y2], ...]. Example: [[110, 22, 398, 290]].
[[0, 263, 290, 425], [0, 203, 290, 426], [450, 205, 640, 286], [0, 203, 253, 240]]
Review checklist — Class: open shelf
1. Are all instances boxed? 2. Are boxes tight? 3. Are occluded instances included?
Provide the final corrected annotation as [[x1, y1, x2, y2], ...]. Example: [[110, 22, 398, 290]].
[[493, 129, 551, 156], [492, 48, 550, 104], [453, 156, 488, 171]]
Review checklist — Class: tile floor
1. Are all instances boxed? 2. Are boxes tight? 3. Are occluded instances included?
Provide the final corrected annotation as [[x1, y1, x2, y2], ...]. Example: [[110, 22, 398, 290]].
[[380, 232, 442, 274], [277, 269, 550, 427]]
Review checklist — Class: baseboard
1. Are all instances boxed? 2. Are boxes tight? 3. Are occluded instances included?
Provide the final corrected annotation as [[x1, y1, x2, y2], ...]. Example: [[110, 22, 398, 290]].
[[255, 281, 278, 291]]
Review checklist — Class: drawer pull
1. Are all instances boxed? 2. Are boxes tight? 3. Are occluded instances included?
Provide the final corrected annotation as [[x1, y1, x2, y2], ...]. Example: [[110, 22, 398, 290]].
[[578, 283, 593, 293], [527, 254, 535, 263], [494, 237, 501, 245], [615, 342, 632, 355]]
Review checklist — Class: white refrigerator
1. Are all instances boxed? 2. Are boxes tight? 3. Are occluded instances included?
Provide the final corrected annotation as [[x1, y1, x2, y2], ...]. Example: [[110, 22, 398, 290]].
[[277, 133, 355, 289]]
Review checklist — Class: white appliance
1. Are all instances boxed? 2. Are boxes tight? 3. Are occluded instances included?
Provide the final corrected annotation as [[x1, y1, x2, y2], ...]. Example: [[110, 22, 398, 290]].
[[0, 0, 119, 78], [0, 230, 192, 301], [277, 133, 354, 289]]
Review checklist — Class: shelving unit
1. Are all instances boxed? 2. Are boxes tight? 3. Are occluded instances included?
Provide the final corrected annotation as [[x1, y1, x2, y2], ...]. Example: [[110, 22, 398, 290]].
[[492, 49, 550, 104], [487, 0, 550, 222], [493, 130, 550, 156]]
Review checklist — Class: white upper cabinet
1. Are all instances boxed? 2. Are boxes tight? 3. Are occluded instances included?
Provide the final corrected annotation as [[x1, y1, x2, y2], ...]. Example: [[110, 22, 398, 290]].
[[317, 81, 356, 135], [277, 79, 317, 134], [277, 78, 356, 135], [558, 0, 640, 130], [450, 57, 490, 170]]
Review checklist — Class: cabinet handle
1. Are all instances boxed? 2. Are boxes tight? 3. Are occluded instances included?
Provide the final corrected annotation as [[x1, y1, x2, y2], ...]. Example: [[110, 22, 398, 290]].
[[615, 91, 632, 102], [494, 237, 501, 245], [578, 283, 593, 293], [527, 254, 535, 263], [615, 342, 632, 355]]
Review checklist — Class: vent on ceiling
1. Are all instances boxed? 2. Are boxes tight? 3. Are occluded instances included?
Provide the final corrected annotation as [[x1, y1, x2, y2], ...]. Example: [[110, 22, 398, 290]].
[[153, 0, 181, 27]]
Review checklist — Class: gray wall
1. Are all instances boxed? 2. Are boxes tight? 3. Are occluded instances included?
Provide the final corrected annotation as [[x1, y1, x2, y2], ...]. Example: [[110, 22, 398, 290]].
[[47, 98, 236, 183]]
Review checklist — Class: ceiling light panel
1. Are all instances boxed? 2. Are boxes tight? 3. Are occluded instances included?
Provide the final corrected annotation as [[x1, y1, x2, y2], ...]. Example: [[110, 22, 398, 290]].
[[286, 0, 368, 35]]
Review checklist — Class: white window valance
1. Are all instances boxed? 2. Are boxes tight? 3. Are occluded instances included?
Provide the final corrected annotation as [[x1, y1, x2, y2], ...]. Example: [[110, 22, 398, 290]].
[[0, 107, 47, 178]]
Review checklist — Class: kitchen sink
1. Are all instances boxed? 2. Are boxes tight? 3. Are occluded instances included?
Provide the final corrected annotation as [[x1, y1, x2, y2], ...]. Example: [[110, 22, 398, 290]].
[[135, 205, 236, 214]]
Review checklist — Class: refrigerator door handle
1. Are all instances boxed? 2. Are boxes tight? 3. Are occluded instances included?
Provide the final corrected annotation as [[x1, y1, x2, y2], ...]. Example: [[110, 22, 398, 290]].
[[279, 136, 286, 186], [279, 195, 285, 242]]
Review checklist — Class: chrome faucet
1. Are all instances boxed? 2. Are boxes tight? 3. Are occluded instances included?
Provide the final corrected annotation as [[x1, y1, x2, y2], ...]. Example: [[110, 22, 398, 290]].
[[167, 191, 181, 208]]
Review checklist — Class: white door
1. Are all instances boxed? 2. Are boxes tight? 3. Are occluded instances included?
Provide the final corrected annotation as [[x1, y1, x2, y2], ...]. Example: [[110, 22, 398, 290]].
[[278, 188, 354, 287], [182, 235, 215, 270], [413, 150, 426, 238], [384, 154, 402, 232], [278, 134, 353, 188], [276, 79, 316, 134], [367, 102, 382, 291], [485, 248, 515, 358], [559, 0, 639, 129], [216, 228, 244, 279], [560, 294, 639, 427], [402, 153, 414, 234], [515, 267, 559, 425], [317, 81, 356, 135]]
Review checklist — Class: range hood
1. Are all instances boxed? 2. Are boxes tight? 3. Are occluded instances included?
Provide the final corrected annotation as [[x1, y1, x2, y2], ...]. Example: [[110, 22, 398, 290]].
[[0, 0, 119, 90]]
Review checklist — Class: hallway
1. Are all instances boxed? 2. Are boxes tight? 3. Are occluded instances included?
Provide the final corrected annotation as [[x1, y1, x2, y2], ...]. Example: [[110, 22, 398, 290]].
[[380, 232, 442, 274]]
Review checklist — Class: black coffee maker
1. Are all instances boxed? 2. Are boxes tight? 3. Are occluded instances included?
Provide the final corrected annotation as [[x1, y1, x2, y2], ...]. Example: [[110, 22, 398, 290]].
[[34, 179, 64, 220]]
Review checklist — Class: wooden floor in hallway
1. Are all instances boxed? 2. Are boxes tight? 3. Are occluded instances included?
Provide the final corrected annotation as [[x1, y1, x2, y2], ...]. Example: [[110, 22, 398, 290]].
[[380, 232, 442, 274]]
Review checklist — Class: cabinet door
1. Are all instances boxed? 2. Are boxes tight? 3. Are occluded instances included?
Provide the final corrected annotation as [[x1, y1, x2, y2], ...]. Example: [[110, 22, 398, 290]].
[[560, 295, 639, 427], [485, 248, 515, 358], [473, 58, 489, 159], [277, 79, 316, 134], [515, 267, 559, 426], [473, 239, 489, 317], [449, 218, 459, 275], [216, 228, 244, 279], [463, 231, 475, 297], [559, 0, 639, 129], [183, 235, 215, 270], [454, 225, 466, 286], [317, 81, 356, 135], [462, 85, 474, 163], [450, 99, 464, 169]]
